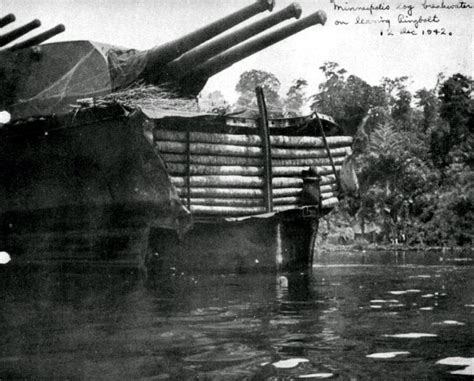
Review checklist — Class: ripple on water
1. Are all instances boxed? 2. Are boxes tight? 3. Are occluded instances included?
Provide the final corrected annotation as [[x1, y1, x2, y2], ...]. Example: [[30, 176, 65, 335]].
[[388, 289, 421, 295], [383, 333, 437, 339], [370, 299, 400, 303], [432, 320, 465, 326], [272, 358, 309, 369], [436, 357, 474, 376], [366, 351, 410, 359], [184, 343, 263, 363], [299, 373, 334, 378]]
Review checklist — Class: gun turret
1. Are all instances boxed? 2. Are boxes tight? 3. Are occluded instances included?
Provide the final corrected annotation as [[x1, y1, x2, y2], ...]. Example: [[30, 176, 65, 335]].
[[0, 2, 327, 121], [0, 19, 41, 47], [8, 24, 65, 51], [162, 3, 302, 82], [0, 14, 16, 28], [176, 10, 327, 96], [143, 0, 274, 82]]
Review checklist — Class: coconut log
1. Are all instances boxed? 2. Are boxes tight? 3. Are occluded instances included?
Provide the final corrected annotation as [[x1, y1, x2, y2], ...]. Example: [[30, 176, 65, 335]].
[[273, 157, 347, 166], [170, 175, 302, 188], [320, 183, 338, 193], [182, 196, 301, 207], [176, 187, 303, 198], [321, 197, 339, 208], [170, 174, 336, 188], [188, 204, 298, 216], [154, 129, 353, 148], [161, 153, 346, 167], [189, 205, 266, 215], [166, 163, 341, 176], [156, 140, 351, 158], [187, 198, 264, 206], [321, 191, 338, 199]]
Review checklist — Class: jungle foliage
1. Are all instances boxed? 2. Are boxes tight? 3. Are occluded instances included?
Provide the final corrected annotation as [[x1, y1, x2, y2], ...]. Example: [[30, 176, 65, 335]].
[[311, 62, 473, 247]]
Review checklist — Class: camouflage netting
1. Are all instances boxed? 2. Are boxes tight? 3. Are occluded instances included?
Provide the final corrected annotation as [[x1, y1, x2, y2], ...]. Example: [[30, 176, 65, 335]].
[[74, 85, 199, 113]]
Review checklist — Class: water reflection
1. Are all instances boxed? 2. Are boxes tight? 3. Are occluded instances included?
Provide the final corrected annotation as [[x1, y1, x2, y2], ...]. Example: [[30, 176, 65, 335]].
[[1, 250, 473, 379]]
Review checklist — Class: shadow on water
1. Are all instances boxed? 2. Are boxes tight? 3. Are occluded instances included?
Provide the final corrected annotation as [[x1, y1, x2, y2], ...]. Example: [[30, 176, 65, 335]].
[[0, 250, 472, 380]]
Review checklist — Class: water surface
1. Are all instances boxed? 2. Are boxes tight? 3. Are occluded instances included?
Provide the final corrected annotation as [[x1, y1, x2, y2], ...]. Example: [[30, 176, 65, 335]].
[[1, 250, 472, 379]]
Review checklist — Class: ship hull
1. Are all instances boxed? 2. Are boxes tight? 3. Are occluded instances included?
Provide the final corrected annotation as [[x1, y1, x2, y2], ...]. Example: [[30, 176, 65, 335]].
[[0, 108, 350, 273], [147, 208, 319, 274], [1, 204, 319, 273]]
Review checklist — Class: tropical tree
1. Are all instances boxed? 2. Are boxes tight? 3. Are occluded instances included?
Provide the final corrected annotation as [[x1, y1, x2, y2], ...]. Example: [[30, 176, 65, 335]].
[[284, 78, 308, 116], [199, 90, 230, 114], [234, 69, 282, 116], [311, 62, 387, 135]]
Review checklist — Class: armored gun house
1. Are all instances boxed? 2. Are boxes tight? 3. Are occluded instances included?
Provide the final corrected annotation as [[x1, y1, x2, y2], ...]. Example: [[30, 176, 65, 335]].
[[0, 1, 357, 273]]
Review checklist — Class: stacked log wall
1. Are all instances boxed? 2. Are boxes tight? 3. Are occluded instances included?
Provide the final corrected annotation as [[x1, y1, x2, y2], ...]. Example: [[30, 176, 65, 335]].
[[153, 127, 352, 216]]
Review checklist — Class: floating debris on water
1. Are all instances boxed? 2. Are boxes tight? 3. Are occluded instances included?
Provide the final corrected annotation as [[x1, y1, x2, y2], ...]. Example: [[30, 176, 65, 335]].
[[383, 333, 437, 338], [272, 358, 309, 369], [299, 373, 334, 378], [436, 357, 474, 376], [366, 351, 410, 359]]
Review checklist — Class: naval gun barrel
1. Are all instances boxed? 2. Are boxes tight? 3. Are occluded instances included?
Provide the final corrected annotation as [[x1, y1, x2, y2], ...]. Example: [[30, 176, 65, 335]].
[[0, 14, 16, 28], [0, 19, 41, 47], [188, 10, 326, 82], [163, 3, 302, 81], [144, 0, 274, 80], [8, 24, 65, 51]]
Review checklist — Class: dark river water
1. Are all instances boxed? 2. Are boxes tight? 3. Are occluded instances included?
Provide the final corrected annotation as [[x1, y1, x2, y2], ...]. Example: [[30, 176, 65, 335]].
[[1, 250, 473, 380]]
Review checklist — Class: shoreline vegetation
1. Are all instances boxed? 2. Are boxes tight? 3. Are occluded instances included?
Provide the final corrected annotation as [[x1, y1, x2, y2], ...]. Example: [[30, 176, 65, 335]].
[[316, 210, 473, 254]]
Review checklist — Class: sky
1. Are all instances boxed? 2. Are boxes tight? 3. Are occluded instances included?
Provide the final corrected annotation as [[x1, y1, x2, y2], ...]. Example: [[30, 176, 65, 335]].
[[2, 0, 472, 104]]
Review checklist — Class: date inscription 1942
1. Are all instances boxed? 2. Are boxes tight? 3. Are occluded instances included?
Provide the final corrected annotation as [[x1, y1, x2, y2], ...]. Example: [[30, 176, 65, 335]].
[[330, 0, 472, 37]]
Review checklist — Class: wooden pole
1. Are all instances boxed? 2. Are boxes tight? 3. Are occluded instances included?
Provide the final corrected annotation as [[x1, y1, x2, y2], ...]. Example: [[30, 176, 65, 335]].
[[256, 86, 273, 212], [185, 128, 191, 209], [313, 111, 341, 191]]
